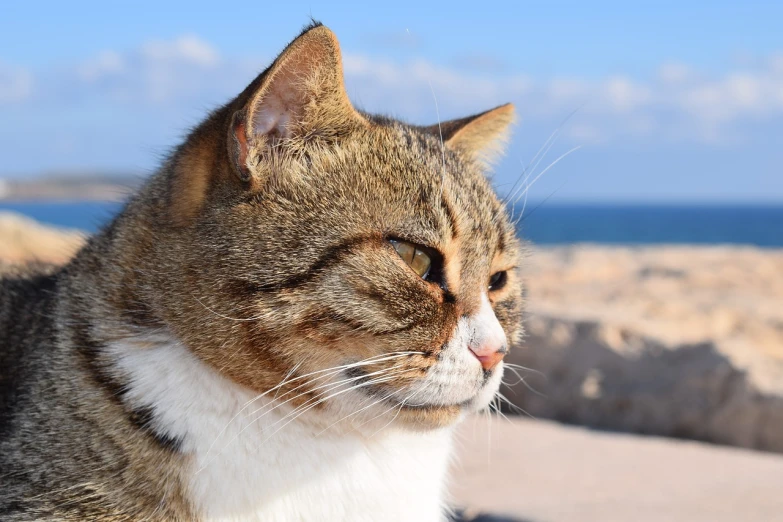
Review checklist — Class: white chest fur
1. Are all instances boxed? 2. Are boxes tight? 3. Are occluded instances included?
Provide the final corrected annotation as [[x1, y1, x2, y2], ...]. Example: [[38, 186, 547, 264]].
[[109, 337, 454, 522]]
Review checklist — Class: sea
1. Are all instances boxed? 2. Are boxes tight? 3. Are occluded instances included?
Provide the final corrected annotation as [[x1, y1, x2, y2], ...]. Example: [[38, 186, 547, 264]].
[[1, 201, 781, 247]]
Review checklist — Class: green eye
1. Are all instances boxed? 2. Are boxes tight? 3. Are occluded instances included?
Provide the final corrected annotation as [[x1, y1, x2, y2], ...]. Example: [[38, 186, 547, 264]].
[[390, 240, 432, 279]]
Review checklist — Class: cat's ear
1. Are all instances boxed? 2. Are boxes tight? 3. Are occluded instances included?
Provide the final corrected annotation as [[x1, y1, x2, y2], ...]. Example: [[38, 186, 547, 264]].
[[425, 103, 516, 167], [230, 24, 365, 180]]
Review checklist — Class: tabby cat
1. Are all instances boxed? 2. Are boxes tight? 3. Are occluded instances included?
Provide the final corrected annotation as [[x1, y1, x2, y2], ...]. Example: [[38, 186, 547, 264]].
[[0, 23, 524, 521]]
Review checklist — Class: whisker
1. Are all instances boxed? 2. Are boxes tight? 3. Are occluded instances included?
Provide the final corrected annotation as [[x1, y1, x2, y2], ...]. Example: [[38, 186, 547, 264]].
[[245, 364, 410, 425], [199, 352, 423, 467], [246, 365, 405, 428], [367, 396, 408, 438], [363, 383, 431, 437], [506, 134, 560, 206], [201, 360, 305, 463], [516, 166, 532, 225], [504, 362, 549, 380], [501, 365, 548, 399], [491, 395, 512, 424], [486, 395, 492, 467], [426, 78, 447, 200], [315, 390, 399, 436], [255, 373, 409, 445], [512, 145, 582, 207], [192, 295, 265, 322], [514, 180, 568, 226], [353, 387, 422, 430], [504, 107, 580, 205], [496, 391, 536, 419], [198, 368, 411, 472]]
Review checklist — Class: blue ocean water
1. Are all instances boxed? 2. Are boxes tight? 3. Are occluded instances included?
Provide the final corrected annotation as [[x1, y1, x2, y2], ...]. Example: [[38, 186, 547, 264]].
[[1, 201, 781, 247], [516, 204, 783, 247], [0, 201, 124, 233]]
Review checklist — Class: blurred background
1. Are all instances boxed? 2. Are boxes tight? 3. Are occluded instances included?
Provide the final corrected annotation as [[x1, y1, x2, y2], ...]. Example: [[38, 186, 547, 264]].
[[1, 1, 782, 521]]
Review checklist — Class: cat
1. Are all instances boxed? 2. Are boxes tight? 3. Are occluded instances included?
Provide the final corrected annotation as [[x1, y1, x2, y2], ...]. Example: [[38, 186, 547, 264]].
[[0, 22, 524, 521]]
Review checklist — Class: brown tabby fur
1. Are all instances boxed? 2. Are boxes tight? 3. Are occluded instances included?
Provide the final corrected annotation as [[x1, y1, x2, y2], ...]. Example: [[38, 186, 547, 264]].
[[0, 22, 524, 520]]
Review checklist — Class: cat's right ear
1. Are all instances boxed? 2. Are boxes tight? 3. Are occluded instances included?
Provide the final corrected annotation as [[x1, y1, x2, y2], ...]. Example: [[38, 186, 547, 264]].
[[423, 103, 516, 168], [229, 24, 366, 182]]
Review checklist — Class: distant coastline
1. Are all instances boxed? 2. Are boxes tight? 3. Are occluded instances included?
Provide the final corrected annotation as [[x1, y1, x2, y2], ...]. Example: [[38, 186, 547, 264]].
[[0, 175, 140, 202]]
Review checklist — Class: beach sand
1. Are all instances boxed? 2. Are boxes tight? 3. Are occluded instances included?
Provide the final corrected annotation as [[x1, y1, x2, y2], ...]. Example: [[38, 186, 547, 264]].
[[0, 212, 84, 266], [451, 415, 783, 521], [505, 245, 783, 453]]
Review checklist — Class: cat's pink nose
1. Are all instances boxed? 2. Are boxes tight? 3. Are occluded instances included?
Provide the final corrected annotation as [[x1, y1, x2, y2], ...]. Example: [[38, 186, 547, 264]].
[[466, 294, 508, 371], [469, 343, 507, 371]]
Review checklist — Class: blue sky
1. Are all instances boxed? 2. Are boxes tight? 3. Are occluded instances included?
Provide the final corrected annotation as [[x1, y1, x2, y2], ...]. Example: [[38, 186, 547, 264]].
[[1, 0, 781, 202]]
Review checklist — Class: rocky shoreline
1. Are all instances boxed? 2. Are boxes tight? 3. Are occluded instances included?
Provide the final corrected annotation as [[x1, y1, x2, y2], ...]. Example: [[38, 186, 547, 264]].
[[504, 245, 783, 452]]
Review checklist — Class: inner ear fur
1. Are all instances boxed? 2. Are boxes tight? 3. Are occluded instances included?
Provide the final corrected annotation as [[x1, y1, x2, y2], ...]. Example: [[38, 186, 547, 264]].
[[167, 23, 365, 226], [424, 103, 516, 167], [231, 24, 366, 179]]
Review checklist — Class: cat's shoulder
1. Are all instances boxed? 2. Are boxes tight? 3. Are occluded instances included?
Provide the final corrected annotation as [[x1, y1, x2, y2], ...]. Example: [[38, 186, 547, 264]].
[[0, 263, 61, 327]]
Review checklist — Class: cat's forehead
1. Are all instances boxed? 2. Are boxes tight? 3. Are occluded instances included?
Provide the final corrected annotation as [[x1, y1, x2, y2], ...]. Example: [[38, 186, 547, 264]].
[[270, 119, 516, 263], [339, 122, 516, 261], [353, 123, 520, 297], [369, 122, 505, 226]]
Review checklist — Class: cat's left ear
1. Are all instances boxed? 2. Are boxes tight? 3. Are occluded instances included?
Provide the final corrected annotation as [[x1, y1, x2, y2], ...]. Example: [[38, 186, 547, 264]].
[[424, 103, 516, 167], [230, 24, 366, 180]]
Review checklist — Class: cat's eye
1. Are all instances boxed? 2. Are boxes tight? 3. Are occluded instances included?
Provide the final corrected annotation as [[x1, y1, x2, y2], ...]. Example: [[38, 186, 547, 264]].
[[390, 239, 432, 279], [488, 271, 507, 291]]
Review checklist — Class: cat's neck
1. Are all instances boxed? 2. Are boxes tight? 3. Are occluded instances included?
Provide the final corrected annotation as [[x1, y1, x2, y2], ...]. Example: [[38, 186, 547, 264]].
[[108, 332, 455, 522]]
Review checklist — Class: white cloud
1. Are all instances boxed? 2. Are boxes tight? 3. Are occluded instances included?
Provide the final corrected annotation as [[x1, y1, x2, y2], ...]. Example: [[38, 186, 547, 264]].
[[78, 50, 125, 82], [566, 123, 607, 144], [5, 34, 783, 145], [343, 54, 530, 118], [770, 53, 783, 74], [140, 35, 220, 67], [99, 36, 227, 103], [657, 62, 694, 84], [341, 51, 783, 144], [0, 62, 33, 103], [601, 76, 652, 113], [32, 35, 242, 107]]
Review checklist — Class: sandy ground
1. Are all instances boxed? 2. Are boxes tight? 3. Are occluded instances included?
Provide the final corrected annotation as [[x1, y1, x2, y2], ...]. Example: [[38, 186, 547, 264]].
[[451, 416, 783, 522], [525, 245, 783, 375], [502, 245, 783, 453], [0, 212, 84, 265]]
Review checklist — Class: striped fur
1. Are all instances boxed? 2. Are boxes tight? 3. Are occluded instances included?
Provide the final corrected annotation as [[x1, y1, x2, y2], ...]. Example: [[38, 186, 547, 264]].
[[0, 23, 524, 520]]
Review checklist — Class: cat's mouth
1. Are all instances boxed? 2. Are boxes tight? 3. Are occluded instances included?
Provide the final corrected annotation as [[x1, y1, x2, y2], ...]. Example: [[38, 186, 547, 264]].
[[341, 360, 499, 428], [380, 395, 469, 412], [346, 370, 473, 413]]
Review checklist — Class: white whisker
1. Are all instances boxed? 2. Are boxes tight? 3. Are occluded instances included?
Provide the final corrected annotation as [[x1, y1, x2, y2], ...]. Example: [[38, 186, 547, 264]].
[[255, 373, 409, 445], [496, 391, 536, 419], [199, 352, 423, 469], [504, 107, 580, 205], [513, 145, 582, 207], [502, 364, 548, 398], [315, 390, 399, 436], [426, 78, 447, 200], [198, 367, 411, 472]]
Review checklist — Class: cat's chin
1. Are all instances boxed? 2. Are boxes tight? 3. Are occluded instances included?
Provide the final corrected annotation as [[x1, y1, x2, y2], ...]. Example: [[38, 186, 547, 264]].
[[389, 398, 494, 430], [391, 403, 465, 430], [357, 367, 504, 431]]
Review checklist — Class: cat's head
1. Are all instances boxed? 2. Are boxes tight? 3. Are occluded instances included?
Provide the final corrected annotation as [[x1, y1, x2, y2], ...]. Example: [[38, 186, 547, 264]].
[[141, 23, 524, 430]]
